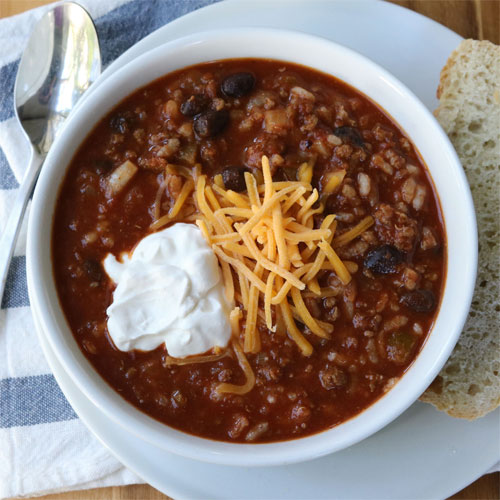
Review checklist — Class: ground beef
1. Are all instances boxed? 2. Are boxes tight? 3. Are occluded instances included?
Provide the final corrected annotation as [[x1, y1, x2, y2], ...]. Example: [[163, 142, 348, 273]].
[[373, 203, 419, 252]]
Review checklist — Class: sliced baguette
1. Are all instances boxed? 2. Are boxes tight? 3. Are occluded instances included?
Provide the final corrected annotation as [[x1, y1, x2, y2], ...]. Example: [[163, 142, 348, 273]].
[[419, 39, 500, 419]]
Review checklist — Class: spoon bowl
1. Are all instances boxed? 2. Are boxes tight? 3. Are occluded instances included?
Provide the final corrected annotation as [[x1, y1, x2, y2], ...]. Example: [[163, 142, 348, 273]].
[[15, 2, 101, 154], [0, 2, 101, 299]]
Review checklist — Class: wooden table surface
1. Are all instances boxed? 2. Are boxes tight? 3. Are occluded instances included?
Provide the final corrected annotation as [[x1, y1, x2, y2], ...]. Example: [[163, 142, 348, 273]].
[[1, 0, 498, 499]]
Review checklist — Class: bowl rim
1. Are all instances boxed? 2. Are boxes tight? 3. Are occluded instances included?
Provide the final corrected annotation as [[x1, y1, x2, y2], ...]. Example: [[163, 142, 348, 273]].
[[27, 27, 477, 467]]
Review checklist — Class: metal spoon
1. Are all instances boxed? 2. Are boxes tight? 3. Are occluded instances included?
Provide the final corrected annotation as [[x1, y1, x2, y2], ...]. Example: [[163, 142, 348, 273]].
[[0, 2, 101, 301]]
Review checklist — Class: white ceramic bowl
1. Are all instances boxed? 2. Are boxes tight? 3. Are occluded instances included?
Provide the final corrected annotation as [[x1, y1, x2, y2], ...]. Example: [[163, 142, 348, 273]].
[[27, 28, 477, 467]]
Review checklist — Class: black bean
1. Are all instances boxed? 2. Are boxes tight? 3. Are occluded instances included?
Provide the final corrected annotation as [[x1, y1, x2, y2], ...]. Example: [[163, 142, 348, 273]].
[[180, 94, 209, 117], [221, 72, 255, 98], [110, 111, 136, 134], [193, 109, 229, 139], [333, 126, 365, 148], [400, 289, 436, 313], [83, 259, 103, 283], [364, 244, 404, 274], [222, 166, 248, 192], [92, 159, 113, 176]]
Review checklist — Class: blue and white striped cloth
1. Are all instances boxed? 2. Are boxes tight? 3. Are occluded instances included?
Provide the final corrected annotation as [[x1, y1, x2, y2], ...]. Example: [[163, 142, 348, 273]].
[[0, 1, 218, 497]]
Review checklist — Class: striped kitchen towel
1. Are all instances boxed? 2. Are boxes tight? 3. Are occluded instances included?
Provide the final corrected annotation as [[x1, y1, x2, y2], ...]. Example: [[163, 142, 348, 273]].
[[0, 0, 218, 497]]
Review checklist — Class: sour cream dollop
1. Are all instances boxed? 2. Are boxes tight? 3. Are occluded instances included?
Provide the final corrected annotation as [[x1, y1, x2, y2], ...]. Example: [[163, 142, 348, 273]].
[[103, 223, 232, 358]]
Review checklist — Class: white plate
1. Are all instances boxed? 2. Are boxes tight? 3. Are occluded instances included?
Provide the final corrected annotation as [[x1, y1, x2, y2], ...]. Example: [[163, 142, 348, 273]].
[[34, 0, 500, 498]]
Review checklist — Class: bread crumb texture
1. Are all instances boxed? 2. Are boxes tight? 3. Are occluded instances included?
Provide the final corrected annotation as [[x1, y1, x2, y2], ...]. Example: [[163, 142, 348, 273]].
[[420, 40, 500, 419]]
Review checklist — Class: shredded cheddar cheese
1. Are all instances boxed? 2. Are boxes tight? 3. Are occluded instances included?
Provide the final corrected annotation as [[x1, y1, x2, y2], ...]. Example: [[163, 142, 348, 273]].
[[194, 155, 358, 356], [152, 156, 374, 395]]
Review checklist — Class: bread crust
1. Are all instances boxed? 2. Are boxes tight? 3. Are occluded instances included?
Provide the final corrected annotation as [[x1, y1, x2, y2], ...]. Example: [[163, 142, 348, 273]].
[[419, 39, 500, 420]]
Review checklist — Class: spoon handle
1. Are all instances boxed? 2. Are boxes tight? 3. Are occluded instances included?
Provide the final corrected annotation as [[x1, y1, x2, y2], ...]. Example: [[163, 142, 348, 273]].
[[0, 150, 44, 304]]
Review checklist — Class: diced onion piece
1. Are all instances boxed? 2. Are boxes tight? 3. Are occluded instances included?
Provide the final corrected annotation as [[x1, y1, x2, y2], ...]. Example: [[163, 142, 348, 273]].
[[106, 160, 138, 197], [264, 109, 291, 134]]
